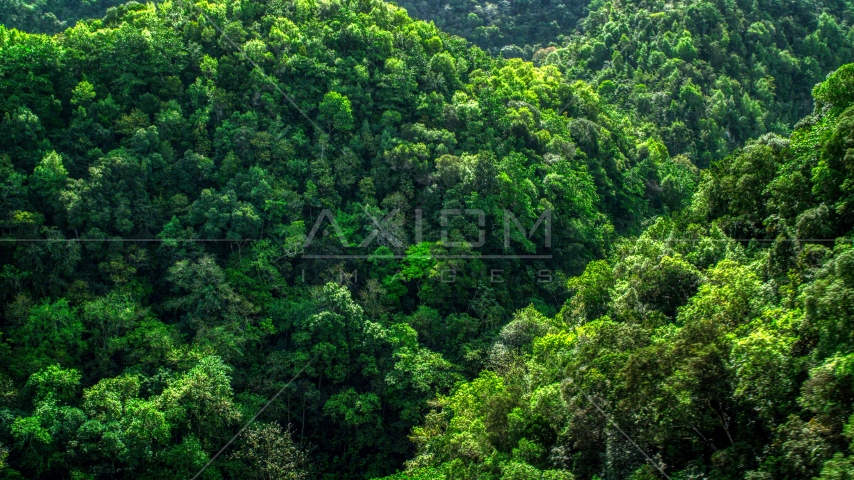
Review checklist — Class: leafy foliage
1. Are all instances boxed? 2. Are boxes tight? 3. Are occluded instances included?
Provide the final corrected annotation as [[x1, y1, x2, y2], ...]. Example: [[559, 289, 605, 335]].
[[392, 0, 588, 56], [1, 0, 853, 478], [544, 0, 854, 166], [393, 65, 854, 480], [0, 0, 693, 477], [0, 0, 124, 33]]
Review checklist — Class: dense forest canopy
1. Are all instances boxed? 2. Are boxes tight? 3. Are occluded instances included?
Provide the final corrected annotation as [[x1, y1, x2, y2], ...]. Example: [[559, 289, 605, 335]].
[[0, 0, 126, 33], [385, 0, 854, 168], [1, 0, 854, 479], [0, 0, 691, 477], [389, 0, 588, 56], [7, 0, 854, 167], [384, 64, 854, 480], [541, 0, 854, 166]]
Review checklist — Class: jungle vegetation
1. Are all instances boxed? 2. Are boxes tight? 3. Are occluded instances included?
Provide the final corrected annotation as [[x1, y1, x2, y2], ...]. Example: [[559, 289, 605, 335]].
[[0, 0, 853, 479]]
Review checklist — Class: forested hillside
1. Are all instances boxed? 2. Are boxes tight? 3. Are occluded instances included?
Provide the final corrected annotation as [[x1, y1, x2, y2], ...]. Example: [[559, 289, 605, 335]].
[[0, 0, 124, 33], [8, 0, 854, 166], [390, 0, 588, 56], [2, 0, 854, 479], [0, 0, 691, 477], [539, 0, 854, 167], [388, 64, 854, 480], [394, 0, 854, 167]]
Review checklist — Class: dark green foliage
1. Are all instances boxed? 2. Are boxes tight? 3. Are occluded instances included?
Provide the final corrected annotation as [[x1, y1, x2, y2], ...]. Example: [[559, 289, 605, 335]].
[[394, 65, 854, 480], [391, 0, 588, 56], [1, 0, 854, 478], [547, 0, 854, 167], [0, 0, 692, 477], [0, 0, 125, 33], [389, 0, 854, 170]]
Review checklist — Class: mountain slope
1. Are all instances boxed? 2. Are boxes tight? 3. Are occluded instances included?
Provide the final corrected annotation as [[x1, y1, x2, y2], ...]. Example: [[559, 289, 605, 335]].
[[391, 63, 854, 480], [544, 0, 854, 166], [0, 0, 125, 33], [0, 0, 690, 477], [391, 0, 588, 55]]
